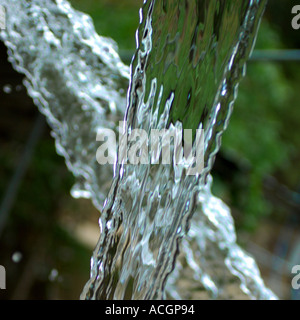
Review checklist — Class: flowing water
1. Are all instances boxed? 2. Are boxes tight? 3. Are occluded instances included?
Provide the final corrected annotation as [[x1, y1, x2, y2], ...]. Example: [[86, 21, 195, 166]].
[[0, 0, 129, 211], [1, 0, 277, 299]]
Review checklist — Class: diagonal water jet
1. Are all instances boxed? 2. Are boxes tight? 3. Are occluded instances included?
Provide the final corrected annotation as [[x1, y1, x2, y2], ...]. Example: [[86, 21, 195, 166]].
[[0, 0, 277, 300], [81, 0, 276, 300]]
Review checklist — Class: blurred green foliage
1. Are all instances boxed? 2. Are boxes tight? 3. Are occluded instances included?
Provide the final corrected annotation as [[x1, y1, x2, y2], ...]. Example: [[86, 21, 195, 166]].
[[218, 20, 300, 230], [71, 0, 140, 51]]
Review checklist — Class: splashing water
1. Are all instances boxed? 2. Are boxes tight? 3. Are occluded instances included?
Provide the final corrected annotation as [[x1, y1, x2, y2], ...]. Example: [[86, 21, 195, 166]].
[[0, 0, 277, 300], [0, 0, 129, 211], [3, 84, 12, 94]]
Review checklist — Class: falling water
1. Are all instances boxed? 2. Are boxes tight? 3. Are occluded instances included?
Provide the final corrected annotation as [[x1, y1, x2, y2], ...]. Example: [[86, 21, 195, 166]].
[[1, 0, 277, 299], [0, 0, 129, 211]]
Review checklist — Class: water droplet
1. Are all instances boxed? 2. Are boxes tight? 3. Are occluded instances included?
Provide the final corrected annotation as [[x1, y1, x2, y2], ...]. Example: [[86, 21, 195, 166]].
[[15, 84, 23, 91], [49, 269, 59, 282], [71, 184, 91, 199], [3, 84, 12, 94], [12, 251, 22, 263]]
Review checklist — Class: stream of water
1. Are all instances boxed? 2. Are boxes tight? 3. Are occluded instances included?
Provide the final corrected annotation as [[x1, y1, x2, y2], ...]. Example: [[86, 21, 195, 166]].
[[0, 0, 277, 300]]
